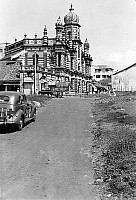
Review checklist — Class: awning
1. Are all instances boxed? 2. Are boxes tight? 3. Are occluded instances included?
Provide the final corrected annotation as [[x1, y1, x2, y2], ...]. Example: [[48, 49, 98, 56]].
[[3, 83, 20, 85], [11, 50, 27, 60]]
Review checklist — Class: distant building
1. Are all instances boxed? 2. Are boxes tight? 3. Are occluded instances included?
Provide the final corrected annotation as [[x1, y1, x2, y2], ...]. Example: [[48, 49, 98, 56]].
[[0, 44, 6, 59], [91, 65, 113, 81], [1, 5, 93, 95], [0, 61, 20, 91], [91, 65, 113, 90], [112, 63, 136, 91]]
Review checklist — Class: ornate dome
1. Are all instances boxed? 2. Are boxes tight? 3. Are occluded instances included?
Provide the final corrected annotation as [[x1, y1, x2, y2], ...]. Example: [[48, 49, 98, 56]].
[[64, 4, 79, 25], [55, 16, 63, 27]]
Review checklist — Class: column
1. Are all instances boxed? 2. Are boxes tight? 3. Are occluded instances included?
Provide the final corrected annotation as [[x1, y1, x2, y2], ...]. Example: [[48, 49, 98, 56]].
[[5, 85, 7, 91], [43, 50, 47, 69], [25, 52, 28, 66], [74, 78, 78, 95], [56, 53, 58, 67]]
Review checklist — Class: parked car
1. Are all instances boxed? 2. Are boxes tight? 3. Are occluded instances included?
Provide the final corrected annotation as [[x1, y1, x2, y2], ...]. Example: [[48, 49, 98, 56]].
[[0, 91, 36, 131]]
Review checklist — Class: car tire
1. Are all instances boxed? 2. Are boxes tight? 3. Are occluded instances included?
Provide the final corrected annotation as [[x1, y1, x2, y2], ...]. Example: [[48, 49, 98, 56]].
[[17, 117, 24, 131]]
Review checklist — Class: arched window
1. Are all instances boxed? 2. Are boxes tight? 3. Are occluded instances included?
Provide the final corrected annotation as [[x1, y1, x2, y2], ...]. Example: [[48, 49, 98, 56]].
[[32, 53, 39, 65]]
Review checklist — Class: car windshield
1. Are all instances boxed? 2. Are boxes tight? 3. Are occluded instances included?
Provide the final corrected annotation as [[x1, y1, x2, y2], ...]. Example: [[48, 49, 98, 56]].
[[0, 95, 10, 102]]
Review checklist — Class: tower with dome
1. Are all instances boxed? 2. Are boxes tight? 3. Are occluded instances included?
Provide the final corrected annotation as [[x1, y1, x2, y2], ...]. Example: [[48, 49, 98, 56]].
[[1, 5, 93, 95]]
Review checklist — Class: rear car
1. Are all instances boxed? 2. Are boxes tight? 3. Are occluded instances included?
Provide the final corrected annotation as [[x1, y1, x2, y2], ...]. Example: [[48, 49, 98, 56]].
[[0, 91, 36, 131]]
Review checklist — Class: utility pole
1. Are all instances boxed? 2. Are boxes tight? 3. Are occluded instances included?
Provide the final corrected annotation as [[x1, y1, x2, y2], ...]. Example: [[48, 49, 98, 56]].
[[34, 51, 37, 94]]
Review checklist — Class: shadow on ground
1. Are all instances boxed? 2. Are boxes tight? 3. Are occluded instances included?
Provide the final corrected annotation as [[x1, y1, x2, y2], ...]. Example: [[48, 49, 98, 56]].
[[0, 120, 33, 134]]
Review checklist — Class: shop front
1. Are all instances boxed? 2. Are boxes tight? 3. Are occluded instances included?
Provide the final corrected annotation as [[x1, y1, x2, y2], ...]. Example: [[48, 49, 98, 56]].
[[0, 81, 20, 91]]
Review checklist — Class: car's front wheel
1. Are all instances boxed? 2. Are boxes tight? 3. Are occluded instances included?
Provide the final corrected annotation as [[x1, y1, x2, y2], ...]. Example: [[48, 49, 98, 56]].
[[17, 117, 24, 131]]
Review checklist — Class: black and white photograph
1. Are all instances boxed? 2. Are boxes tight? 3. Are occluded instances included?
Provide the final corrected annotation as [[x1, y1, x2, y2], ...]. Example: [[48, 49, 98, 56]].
[[0, 0, 136, 199]]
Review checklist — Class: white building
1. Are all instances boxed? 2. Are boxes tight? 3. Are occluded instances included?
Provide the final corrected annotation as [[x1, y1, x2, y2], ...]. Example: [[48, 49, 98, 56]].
[[112, 63, 136, 92], [91, 65, 113, 82], [0, 44, 6, 59]]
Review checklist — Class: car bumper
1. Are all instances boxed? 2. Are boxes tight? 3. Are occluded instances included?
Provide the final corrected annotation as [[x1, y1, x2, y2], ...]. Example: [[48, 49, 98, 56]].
[[0, 120, 15, 125], [0, 115, 20, 125]]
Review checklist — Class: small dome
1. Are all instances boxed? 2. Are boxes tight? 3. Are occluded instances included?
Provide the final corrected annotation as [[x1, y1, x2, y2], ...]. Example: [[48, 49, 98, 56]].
[[84, 38, 89, 48], [44, 25, 47, 31], [64, 4, 79, 25], [56, 16, 63, 26]]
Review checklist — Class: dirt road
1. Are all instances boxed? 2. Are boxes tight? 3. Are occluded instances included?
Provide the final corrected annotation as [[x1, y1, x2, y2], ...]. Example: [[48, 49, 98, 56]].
[[0, 97, 99, 200]]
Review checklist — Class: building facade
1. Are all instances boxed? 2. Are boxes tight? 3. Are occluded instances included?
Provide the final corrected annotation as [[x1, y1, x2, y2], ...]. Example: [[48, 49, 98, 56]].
[[112, 63, 136, 92], [1, 5, 93, 95], [0, 43, 7, 59], [91, 65, 113, 91], [91, 65, 113, 82]]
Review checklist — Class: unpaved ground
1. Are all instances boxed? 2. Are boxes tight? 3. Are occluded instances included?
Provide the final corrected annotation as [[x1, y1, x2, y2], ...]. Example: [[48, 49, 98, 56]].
[[0, 97, 100, 200], [86, 93, 136, 200], [0, 93, 136, 200]]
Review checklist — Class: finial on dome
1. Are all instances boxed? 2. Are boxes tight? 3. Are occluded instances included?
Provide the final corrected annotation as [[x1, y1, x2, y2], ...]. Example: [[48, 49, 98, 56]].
[[24, 33, 27, 38], [44, 25, 47, 30], [84, 38, 90, 49], [35, 33, 37, 38], [69, 3, 74, 11], [43, 25, 47, 36], [56, 16, 62, 26], [85, 38, 88, 43]]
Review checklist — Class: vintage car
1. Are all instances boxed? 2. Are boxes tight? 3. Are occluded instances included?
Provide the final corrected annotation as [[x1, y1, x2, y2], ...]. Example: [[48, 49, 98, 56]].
[[0, 91, 36, 131]]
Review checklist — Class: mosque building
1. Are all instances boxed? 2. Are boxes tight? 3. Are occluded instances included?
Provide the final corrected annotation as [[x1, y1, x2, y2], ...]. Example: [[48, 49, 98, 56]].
[[1, 5, 93, 95]]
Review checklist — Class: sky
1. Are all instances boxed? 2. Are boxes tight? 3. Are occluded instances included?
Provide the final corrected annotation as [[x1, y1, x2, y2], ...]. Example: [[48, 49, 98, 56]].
[[0, 0, 136, 71]]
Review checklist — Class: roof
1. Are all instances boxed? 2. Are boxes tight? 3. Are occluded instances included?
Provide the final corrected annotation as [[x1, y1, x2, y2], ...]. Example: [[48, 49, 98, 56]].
[[113, 63, 136, 75], [0, 61, 20, 81], [92, 65, 113, 70], [11, 50, 27, 60]]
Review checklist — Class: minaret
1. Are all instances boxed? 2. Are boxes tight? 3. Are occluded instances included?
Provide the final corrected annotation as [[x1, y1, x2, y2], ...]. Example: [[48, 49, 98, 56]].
[[64, 4, 80, 41], [43, 25, 48, 70], [55, 16, 63, 40], [84, 38, 90, 56], [43, 25, 48, 44]]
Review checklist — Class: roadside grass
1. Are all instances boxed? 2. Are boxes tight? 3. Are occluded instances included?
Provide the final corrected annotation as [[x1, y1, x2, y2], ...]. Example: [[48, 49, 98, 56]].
[[90, 93, 136, 199]]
